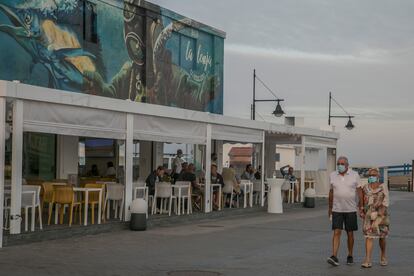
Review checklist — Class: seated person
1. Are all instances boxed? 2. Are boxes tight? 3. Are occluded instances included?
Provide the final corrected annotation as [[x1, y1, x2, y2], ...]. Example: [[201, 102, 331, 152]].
[[280, 165, 298, 202], [241, 164, 255, 181], [145, 166, 165, 195], [178, 163, 202, 209], [177, 162, 188, 182], [211, 164, 224, 209], [105, 161, 116, 177], [87, 164, 100, 177], [222, 166, 241, 207], [254, 165, 262, 180]]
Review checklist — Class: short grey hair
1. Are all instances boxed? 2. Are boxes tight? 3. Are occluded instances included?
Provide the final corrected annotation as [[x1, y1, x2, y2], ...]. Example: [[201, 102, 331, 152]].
[[337, 156, 349, 165]]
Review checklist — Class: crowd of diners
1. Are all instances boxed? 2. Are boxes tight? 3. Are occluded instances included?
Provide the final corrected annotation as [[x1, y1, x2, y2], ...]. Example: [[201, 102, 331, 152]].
[[145, 149, 263, 211]]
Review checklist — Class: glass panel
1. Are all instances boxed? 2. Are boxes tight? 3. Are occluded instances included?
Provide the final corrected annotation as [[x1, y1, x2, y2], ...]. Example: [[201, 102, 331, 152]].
[[78, 137, 116, 178], [23, 133, 56, 181]]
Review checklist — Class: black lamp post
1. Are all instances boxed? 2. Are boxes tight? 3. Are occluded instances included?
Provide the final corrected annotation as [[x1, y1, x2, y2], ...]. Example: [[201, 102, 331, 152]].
[[251, 69, 285, 120], [328, 92, 355, 130]]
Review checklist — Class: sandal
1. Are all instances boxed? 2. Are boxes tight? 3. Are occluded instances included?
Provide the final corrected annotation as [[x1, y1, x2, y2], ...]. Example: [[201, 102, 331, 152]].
[[361, 263, 372, 268], [380, 260, 388, 266]]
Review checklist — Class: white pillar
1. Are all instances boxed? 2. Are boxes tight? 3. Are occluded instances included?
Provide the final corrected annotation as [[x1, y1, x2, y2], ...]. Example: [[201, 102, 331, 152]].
[[56, 135, 79, 179], [0, 97, 6, 247], [124, 113, 134, 221], [300, 136, 306, 202], [383, 167, 388, 187], [10, 99, 23, 234], [216, 140, 223, 172], [261, 131, 265, 207], [204, 124, 212, 213]]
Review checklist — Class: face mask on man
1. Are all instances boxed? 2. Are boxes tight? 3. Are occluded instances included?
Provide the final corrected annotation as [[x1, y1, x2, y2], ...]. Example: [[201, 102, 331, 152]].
[[368, 176, 378, 183], [337, 165, 346, 174]]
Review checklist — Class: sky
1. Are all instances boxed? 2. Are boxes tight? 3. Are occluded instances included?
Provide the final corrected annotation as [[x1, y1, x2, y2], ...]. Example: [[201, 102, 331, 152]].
[[151, 0, 414, 166]]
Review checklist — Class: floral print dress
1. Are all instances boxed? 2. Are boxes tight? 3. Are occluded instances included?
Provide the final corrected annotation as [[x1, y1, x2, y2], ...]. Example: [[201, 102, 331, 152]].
[[362, 183, 390, 238]]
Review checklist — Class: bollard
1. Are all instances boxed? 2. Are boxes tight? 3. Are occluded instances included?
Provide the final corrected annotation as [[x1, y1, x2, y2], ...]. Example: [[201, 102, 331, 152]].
[[130, 199, 147, 231]]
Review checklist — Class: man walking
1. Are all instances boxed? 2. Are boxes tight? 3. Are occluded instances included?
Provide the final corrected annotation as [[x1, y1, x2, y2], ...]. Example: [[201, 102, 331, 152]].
[[327, 156, 363, 266]]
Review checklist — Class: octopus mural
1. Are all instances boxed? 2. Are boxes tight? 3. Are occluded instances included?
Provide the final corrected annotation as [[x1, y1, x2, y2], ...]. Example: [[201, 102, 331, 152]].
[[0, 0, 224, 114]]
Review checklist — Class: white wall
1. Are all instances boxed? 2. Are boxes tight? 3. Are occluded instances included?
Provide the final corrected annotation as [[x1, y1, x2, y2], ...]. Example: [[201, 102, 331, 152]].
[[275, 146, 295, 170], [56, 135, 78, 179]]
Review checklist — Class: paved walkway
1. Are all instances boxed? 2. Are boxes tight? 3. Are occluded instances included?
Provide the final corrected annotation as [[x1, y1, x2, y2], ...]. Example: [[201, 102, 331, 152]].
[[1, 192, 413, 276]]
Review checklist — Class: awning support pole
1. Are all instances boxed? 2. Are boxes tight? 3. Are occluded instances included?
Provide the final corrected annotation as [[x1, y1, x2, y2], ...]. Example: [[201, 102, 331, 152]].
[[261, 131, 265, 207], [300, 136, 306, 202], [204, 124, 212, 213], [10, 99, 23, 234], [0, 97, 6, 247], [124, 113, 134, 221]]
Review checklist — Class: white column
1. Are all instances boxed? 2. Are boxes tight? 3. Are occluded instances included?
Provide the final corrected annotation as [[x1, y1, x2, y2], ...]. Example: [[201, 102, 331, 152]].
[[216, 140, 223, 172], [204, 124, 212, 213], [300, 136, 306, 202], [56, 135, 79, 179], [10, 99, 23, 234], [0, 97, 6, 247], [261, 131, 266, 207], [124, 113, 134, 221], [383, 167, 388, 188]]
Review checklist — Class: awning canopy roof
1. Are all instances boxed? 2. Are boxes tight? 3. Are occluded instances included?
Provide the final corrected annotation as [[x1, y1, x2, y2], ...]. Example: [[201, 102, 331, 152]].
[[0, 81, 339, 144]]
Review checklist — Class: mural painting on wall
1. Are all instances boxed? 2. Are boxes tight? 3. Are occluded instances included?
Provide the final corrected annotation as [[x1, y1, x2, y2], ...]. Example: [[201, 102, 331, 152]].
[[0, 0, 224, 114]]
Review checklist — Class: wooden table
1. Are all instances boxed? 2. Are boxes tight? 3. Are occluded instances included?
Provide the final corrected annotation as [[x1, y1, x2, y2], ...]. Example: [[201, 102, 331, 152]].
[[73, 187, 103, 226]]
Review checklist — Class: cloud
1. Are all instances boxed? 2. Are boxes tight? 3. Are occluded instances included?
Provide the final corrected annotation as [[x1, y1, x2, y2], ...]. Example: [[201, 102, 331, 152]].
[[225, 43, 389, 63]]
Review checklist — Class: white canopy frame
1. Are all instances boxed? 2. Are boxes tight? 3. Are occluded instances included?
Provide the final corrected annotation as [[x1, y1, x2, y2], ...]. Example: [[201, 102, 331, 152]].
[[0, 81, 339, 242], [265, 132, 338, 202]]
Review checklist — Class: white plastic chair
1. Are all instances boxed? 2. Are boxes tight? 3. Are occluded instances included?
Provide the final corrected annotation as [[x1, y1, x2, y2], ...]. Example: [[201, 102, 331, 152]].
[[288, 180, 297, 203], [22, 185, 43, 231], [240, 180, 253, 208], [104, 183, 124, 220], [252, 180, 261, 205], [173, 181, 192, 215], [133, 180, 151, 206], [223, 180, 239, 208], [151, 182, 176, 216]]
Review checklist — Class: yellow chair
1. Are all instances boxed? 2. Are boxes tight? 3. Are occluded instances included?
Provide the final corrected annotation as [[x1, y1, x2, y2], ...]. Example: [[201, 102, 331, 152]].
[[41, 182, 55, 213], [84, 183, 105, 224], [48, 186, 82, 226]]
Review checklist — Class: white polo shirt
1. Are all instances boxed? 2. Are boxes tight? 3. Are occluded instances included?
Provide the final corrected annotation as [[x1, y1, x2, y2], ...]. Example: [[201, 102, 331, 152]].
[[330, 169, 361, 213]]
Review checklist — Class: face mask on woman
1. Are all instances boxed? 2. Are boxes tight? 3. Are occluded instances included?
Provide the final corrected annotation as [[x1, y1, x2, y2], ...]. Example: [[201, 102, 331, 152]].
[[368, 176, 378, 184]]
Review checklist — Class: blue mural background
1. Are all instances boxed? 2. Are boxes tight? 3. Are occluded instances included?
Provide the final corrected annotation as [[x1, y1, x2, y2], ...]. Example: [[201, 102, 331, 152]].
[[0, 0, 224, 114]]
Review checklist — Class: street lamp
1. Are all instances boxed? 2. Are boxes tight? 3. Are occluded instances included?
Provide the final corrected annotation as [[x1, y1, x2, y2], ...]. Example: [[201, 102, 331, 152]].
[[328, 92, 355, 130], [251, 69, 285, 120]]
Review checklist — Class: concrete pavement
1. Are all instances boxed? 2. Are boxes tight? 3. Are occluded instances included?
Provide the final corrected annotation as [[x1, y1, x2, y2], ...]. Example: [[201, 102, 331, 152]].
[[0, 191, 413, 276]]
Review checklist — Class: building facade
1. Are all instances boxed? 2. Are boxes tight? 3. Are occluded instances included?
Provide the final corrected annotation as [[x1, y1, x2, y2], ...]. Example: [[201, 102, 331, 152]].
[[0, 0, 225, 113]]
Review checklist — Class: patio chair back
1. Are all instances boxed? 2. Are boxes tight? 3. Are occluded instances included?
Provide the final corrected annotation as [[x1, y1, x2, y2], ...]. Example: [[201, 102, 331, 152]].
[[223, 180, 234, 194], [222, 168, 235, 182], [22, 185, 41, 207], [174, 181, 191, 196], [240, 180, 252, 191], [53, 186, 74, 204], [41, 182, 56, 203], [155, 182, 172, 198], [85, 183, 105, 202], [133, 180, 146, 188], [106, 183, 124, 201], [253, 180, 262, 192]]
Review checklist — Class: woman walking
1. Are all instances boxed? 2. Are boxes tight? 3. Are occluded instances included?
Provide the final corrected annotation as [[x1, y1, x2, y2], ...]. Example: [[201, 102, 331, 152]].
[[360, 168, 390, 268]]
